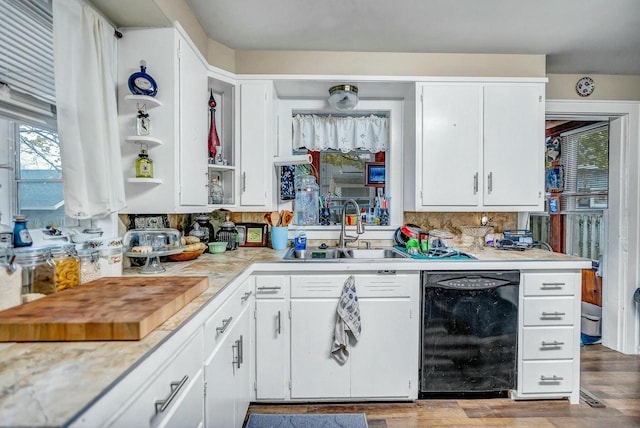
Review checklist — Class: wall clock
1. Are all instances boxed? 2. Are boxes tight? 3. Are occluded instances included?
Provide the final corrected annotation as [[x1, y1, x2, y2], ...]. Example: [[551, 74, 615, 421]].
[[576, 76, 595, 97]]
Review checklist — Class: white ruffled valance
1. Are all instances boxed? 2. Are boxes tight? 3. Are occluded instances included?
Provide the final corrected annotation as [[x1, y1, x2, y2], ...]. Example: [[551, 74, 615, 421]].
[[293, 114, 389, 153]]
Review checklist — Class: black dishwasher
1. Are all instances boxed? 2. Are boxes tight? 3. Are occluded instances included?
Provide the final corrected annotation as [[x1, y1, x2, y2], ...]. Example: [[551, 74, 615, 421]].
[[420, 270, 519, 397]]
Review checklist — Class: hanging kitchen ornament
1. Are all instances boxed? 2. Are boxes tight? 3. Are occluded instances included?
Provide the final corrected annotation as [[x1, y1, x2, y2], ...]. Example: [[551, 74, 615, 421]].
[[135, 103, 151, 136], [128, 60, 158, 97], [208, 90, 221, 161]]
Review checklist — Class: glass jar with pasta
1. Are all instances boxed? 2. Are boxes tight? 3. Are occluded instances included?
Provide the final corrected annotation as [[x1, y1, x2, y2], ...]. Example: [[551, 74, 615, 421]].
[[13, 246, 57, 296], [48, 244, 80, 291]]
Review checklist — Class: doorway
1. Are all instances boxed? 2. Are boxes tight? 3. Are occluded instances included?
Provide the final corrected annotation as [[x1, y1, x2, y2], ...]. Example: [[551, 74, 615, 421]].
[[545, 100, 640, 355]]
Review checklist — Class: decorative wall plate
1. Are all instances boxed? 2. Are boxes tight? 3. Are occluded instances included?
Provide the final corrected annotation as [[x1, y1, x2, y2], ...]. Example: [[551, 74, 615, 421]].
[[576, 76, 595, 97]]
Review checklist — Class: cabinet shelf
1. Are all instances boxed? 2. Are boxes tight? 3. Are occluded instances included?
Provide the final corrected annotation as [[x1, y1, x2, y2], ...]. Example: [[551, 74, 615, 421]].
[[125, 136, 163, 146], [208, 163, 235, 171], [124, 94, 162, 108], [127, 177, 163, 184]]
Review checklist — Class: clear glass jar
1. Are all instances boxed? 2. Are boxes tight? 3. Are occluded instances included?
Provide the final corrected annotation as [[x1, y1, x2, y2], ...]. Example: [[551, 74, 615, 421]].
[[209, 176, 224, 204], [13, 247, 57, 295], [48, 244, 80, 291], [0, 211, 12, 246], [78, 249, 101, 284], [0, 247, 22, 310], [294, 174, 319, 225]]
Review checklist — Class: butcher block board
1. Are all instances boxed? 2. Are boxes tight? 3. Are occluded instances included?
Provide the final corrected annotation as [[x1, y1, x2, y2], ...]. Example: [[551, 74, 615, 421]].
[[0, 276, 208, 342]]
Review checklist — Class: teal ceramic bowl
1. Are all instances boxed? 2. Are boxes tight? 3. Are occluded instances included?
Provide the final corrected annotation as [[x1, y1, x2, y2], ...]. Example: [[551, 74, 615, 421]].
[[208, 241, 227, 254]]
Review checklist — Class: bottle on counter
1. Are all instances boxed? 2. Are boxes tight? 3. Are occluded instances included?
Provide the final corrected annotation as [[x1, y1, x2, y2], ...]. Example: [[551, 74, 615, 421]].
[[135, 148, 154, 178], [13, 215, 32, 248]]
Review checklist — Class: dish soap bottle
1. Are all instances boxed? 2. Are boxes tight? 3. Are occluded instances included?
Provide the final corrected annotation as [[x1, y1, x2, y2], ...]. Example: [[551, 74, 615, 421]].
[[135, 148, 154, 178]]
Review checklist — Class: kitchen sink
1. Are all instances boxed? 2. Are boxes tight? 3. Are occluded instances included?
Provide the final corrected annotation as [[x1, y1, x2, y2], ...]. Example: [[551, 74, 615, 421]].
[[283, 247, 410, 260]]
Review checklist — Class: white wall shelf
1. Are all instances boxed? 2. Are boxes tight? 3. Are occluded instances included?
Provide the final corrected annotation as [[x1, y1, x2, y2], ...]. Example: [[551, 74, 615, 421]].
[[126, 177, 163, 184], [125, 136, 163, 146], [124, 94, 162, 108]]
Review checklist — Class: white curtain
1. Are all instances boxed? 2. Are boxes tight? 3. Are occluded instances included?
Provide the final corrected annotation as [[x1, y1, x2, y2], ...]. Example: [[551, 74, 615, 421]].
[[52, 0, 125, 219], [293, 114, 389, 153]]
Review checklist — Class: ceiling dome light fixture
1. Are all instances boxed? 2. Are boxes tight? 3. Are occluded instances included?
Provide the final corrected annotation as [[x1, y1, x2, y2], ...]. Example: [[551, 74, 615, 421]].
[[328, 84, 359, 111]]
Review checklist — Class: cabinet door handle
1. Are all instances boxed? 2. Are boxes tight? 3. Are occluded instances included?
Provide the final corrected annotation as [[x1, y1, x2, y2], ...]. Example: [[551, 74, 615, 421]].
[[473, 172, 478, 194], [487, 172, 493, 194], [232, 338, 241, 369], [239, 334, 244, 365], [242, 172, 247, 192], [241, 291, 253, 302], [154, 375, 188, 414], [276, 310, 281, 335], [541, 340, 565, 347], [541, 311, 566, 317], [540, 375, 564, 382], [216, 316, 233, 335]]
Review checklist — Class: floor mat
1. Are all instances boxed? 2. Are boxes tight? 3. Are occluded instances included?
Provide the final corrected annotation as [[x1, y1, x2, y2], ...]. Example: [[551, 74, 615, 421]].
[[245, 413, 369, 428]]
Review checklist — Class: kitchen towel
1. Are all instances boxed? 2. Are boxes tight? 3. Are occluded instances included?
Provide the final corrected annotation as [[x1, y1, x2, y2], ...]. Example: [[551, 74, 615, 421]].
[[331, 275, 361, 364]]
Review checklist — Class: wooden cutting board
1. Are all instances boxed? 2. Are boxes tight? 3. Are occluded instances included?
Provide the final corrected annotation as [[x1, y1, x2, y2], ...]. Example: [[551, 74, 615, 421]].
[[0, 276, 208, 342]]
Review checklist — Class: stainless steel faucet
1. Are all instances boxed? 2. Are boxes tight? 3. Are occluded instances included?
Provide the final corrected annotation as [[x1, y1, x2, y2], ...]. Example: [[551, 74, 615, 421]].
[[338, 199, 365, 248]]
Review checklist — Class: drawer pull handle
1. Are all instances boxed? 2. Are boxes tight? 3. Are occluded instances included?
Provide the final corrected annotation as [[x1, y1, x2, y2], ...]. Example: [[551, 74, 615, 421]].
[[154, 375, 188, 414], [541, 311, 565, 317], [241, 291, 253, 302], [541, 282, 565, 289], [540, 375, 563, 382], [277, 310, 281, 335], [216, 316, 233, 335], [257, 286, 281, 291], [541, 340, 565, 347]]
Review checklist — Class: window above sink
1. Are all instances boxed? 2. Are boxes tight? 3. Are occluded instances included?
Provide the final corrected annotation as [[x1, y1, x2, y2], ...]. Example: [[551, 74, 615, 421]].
[[276, 98, 405, 241]]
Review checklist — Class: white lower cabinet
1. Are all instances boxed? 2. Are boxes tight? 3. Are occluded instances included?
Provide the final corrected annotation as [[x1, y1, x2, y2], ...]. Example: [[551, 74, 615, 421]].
[[71, 327, 205, 428], [515, 270, 581, 404], [256, 272, 419, 402], [204, 279, 253, 428], [254, 275, 288, 399]]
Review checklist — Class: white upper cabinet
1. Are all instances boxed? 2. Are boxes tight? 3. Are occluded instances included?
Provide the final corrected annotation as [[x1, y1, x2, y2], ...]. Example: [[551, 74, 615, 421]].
[[178, 34, 209, 207], [238, 80, 276, 210], [117, 25, 209, 213], [412, 80, 545, 212]]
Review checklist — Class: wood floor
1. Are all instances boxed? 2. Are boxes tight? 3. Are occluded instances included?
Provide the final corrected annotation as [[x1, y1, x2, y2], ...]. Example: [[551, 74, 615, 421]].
[[246, 344, 640, 427]]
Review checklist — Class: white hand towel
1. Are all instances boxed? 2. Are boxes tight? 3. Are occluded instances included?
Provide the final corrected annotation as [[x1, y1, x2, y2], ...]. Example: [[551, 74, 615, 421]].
[[331, 275, 361, 364]]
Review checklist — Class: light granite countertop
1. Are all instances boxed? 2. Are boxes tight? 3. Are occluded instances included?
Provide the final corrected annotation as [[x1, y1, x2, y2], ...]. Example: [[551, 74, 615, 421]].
[[0, 246, 591, 427]]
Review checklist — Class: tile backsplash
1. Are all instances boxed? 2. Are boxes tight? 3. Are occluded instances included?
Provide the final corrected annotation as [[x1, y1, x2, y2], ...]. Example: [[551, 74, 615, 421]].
[[120, 211, 517, 238]]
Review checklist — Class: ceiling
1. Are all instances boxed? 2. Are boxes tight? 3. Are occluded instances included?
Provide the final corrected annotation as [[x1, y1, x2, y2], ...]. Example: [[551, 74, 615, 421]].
[[184, 0, 640, 75]]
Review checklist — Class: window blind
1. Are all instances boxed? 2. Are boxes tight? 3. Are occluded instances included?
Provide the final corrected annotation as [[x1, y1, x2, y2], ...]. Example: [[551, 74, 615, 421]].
[[560, 122, 609, 211], [0, 0, 55, 105]]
